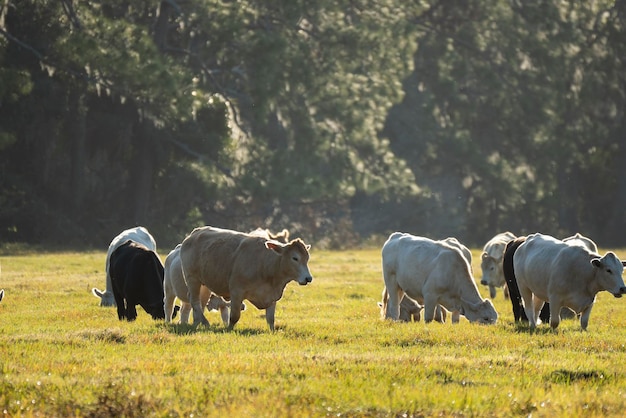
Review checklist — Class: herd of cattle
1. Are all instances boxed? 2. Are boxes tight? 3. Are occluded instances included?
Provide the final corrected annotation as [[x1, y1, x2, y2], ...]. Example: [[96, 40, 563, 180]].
[[4, 225, 623, 332]]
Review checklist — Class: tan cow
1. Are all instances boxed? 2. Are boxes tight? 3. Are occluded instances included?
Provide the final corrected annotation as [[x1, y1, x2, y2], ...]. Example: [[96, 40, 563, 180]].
[[381, 232, 498, 324], [480, 231, 516, 298], [163, 244, 243, 325], [180, 226, 313, 330]]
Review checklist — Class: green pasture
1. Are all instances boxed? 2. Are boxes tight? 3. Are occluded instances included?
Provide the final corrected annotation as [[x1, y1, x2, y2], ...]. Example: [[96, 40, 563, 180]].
[[2, 247, 626, 417]]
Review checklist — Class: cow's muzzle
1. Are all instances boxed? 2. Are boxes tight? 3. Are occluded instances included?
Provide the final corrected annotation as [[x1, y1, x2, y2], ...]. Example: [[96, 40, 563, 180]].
[[612, 286, 626, 298], [480, 279, 488, 286], [299, 276, 313, 285]]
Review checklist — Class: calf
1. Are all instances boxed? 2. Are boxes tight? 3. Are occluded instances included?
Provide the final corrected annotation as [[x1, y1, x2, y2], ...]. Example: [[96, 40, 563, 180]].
[[109, 240, 166, 321]]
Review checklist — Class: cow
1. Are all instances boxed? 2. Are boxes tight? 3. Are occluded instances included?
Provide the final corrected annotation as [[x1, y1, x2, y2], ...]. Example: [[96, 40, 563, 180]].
[[180, 226, 313, 331], [380, 232, 498, 324], [163, 244, 244, 325], [0, 289, 3, 303], [513, 233, 626, 331], [379, 289, 447, 323], [563, 232, 598, 253], [480, 232, 516, 298], [93, 226, 157, 307], [503, 236, 551, 323], [109, 240, 166, 321]]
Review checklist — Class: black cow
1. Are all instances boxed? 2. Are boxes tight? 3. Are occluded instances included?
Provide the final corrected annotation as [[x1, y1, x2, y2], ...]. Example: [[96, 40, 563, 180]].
[[109, 240, 166, 321], [503, 236, 550, 323], [0, 289, 4, 302]]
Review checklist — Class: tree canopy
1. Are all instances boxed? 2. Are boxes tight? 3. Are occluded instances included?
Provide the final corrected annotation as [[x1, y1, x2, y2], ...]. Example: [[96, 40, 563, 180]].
[[1, 0, 625, 249]]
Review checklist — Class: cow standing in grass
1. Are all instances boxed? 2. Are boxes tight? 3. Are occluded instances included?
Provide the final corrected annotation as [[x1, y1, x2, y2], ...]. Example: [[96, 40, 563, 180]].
[[180, 226, 313, 331], [109, 240, 166, 321], [514, 233, 626, 330], [93, 226, 157, 307], [381, 232, 497, 324], [164, 244, 244, 325]]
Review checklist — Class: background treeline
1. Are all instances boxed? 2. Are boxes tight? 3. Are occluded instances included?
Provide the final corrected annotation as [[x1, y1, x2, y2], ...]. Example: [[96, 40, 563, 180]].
[[1, 0, 625, 249]]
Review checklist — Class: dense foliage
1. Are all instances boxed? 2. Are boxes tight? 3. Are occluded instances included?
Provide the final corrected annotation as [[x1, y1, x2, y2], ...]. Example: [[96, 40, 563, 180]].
[[1, 1, 625, 248]]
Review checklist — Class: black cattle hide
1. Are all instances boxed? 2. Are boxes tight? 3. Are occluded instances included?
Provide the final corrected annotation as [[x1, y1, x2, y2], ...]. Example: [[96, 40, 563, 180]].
[[503, 236, 551, 323], [109, 240, 165, 321]]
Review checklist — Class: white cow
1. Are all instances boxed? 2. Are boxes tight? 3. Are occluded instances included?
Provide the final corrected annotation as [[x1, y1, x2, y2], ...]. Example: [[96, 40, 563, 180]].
[[381, 232, 498, 324], [164, 244, 241, 325], [93, 226, 157, 307], [563, 232, 598, 253], [514, 233, 626, 330], [480, 231, 516, 298]]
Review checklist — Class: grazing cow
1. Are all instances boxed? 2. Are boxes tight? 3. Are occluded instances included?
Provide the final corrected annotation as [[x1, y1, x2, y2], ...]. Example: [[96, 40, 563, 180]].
[[513, 233, 626, 330], [93, 226, 157, 307], [180, 226, 313, 330], [381, 232, 498, 324], [563, 232, 598, 253], [0, 289, 3, 303], [163, 244, 244, 325], [480, 232, 516, 298], [109, 240, 166, 321]]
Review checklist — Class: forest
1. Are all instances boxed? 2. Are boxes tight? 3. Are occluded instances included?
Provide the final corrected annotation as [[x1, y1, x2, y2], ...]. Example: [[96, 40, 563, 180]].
[[1, 0, 625, 249]]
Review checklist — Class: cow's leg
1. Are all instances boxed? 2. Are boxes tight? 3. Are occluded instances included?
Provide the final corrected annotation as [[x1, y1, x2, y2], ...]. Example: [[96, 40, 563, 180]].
[[126, 301, 138, 321], [164, 289, 177, 323], [384, 278, 402, 321], [548, 300, 562, 330], [533, 296, 545, 325], [179, 302, 192, 324], [265, 302, 277, 331], [450, 309, 459, 324], [227, 293, 245, 330], [518, 285, 536, 329], [186, 275, 209, 326], [423, 296, 438, 323], [489, 285, 496, 299], [579, 304, 593, 331], [113, 291, 126, 320]]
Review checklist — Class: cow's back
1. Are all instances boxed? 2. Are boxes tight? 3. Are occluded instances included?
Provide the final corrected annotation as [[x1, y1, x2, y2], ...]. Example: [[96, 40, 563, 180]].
[[384, 234, 468, 295], [181, 226, 261, 296], [514, 234, 589, 298]]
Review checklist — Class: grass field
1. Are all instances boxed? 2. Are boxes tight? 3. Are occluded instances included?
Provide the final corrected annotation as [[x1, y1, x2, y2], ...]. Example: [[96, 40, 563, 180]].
[[2, 246, 626, 417]]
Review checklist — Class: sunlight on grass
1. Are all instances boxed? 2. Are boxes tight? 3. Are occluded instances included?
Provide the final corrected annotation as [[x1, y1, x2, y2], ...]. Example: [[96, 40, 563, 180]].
[[2, 249, 626, 416]]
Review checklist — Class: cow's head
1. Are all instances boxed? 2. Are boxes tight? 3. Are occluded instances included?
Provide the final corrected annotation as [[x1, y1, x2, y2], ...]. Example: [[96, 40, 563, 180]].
[[92, 288, 116, 307], [591, 252, 626, 297], [266, 238, 313, 285], [460, 298, 498, 324]]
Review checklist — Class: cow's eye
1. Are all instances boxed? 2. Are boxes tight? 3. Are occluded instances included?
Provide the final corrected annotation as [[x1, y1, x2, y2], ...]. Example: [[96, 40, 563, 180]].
[[292, 256, 299, 262], [607, 269, 612, 274]]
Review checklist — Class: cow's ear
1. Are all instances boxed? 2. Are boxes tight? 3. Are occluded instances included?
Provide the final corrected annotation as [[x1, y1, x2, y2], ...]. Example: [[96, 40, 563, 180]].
[[305, 244, 311, 251], [591, 259, 602, 268], [265, 241, 284, 254]]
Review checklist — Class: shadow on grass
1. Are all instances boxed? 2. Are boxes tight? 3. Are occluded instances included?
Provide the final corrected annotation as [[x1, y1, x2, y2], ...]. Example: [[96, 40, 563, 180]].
[[157, 322, 266, 336]]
